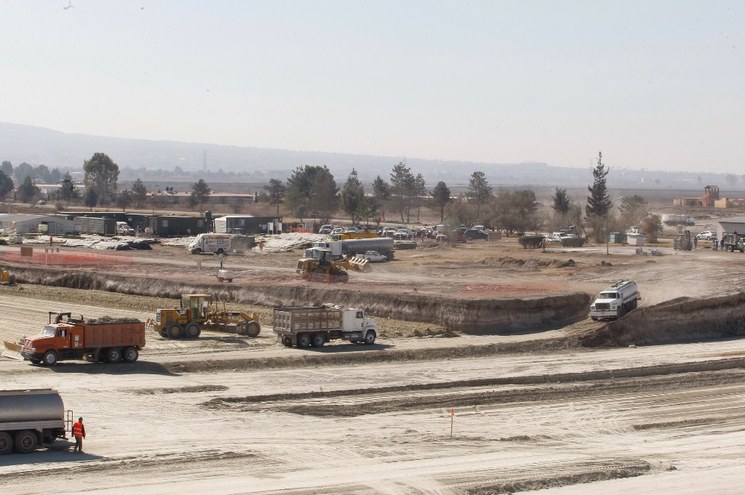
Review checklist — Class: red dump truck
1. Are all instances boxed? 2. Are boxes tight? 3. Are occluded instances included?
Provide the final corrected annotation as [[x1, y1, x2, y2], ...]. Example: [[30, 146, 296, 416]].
[[21, 312, 145, 366]]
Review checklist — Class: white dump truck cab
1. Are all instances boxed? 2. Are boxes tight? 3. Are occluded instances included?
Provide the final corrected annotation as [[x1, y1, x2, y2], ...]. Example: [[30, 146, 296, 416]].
[[590, 280, 641, 321]]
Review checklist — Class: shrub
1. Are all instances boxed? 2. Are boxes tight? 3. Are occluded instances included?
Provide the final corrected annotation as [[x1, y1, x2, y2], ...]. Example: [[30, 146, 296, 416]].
[[519, 235, 545, 249], [560, 237, 585, 247]]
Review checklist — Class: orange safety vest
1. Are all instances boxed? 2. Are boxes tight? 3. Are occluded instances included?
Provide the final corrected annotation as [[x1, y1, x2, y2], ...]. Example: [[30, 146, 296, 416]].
[[72, 422, 84, 437]]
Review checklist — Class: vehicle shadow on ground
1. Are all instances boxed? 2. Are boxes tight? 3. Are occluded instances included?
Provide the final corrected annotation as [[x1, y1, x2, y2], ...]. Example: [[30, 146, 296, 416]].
[[299, 343, 392, 353], [1, 441, 103, 466], [33, 361, 177, 376]]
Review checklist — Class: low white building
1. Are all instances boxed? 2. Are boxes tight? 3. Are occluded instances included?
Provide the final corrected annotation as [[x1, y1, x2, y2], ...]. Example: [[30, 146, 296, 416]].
[[0, 213, 76, 235]]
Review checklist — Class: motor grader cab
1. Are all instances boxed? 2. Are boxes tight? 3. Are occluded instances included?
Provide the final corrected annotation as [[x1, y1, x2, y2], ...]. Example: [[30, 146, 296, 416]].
[[147, 293, 261, 339], [296, 247, 367, 282]]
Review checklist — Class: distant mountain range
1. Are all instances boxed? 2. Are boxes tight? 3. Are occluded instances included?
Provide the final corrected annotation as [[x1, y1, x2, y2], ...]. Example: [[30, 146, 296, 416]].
[[0, 122, 740, 191]]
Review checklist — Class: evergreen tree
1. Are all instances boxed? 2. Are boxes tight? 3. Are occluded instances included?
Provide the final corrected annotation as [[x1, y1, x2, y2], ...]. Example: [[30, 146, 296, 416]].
[[131, 178, 148, 208], [585, 151, 612, 242], [431, 181, 451, 222], [263, 178, 286, 216], [17, 176, 40, 204], [190, 179, 211, 210], [466, 171, 493, 218], [0, 171, 14, 201], [340, 169, 366, 225]]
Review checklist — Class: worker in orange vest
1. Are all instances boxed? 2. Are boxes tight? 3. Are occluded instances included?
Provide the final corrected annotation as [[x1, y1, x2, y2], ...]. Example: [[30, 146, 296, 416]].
[[72, 417, 86, 453]]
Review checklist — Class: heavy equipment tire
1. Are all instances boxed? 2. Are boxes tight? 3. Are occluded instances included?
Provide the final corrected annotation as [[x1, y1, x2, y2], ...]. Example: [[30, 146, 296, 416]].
[[363, 331, 376, 345], [107, 347, 122, 363], [43, 350, 58, 366], [217, 277, 224, 282], [297, 333, 311, 348], [281, 335, 293, 347], [311, 333, 325, 347], [245, 321, 260, 338], [166, 323, 182, 339], [184, 322, 201, 338], [14, 430, 37, 454], [123, 346, 139, 363], [159, 328, 167, 338], [0, 432, 12, 454]]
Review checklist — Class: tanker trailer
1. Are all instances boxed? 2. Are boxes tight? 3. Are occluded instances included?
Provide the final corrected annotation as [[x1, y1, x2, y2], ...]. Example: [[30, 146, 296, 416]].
[[0, 389, 72, 454]]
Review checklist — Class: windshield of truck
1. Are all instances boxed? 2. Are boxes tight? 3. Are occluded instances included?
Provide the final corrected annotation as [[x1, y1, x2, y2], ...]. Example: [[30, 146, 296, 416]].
[[40, 325, 57, 336], [598, 292, 619, 299]]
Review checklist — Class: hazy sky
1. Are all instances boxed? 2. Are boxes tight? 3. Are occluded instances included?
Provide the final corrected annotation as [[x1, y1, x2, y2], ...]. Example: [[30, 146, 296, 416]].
[[2, 1, 744, 173]]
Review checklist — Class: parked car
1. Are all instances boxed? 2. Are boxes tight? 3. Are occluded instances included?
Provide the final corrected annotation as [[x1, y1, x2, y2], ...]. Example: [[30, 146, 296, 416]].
[[696, 230, 716, 240], [465, 228, 489, 240], [319, 224, 334, 234], [363, 250, 387, 262]]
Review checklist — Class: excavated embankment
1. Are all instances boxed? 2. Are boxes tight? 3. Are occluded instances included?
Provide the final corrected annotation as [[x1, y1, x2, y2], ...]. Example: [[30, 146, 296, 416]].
[[10, 265, 589, 334], [580, 292, 745, 347], [10, 264, 745, 344]]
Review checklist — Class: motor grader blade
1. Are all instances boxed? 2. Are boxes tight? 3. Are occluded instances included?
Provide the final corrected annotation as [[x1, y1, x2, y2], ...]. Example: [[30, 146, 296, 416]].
[[2, 340, 23, 361]]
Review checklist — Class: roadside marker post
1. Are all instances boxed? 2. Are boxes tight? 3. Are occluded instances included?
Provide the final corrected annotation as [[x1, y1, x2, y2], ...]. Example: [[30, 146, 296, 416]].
[[450, 408, 455, 439]]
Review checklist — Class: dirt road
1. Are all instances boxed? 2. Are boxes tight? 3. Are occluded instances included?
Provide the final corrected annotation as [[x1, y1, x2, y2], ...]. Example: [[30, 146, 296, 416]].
[[2, 292, 745, 494], [3, 235, 745, 493]]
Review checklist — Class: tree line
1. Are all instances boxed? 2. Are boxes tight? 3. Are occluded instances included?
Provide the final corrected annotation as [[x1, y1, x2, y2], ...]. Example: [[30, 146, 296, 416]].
[[1, 151, 662, 241]]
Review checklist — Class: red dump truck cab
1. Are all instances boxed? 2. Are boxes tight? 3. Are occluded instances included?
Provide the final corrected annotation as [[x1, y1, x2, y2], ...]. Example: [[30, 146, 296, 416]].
[[21, 317, 145, 366]]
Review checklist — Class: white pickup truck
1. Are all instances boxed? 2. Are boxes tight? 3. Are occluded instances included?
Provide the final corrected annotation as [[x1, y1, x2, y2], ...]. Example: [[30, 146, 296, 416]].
[[589, 280, 641, 320]]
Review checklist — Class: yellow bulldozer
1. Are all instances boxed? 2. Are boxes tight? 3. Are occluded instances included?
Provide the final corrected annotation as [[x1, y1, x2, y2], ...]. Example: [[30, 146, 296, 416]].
[[146, 293, 261, 339], [296, 247, 367, 282]]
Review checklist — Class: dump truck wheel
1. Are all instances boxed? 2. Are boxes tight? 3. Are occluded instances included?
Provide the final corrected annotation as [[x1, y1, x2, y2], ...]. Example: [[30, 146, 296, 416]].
[[166, 323, 182, 339], [0, 432, 12, 454], [42, 350, 58, 366], [184, 323, 201, 338], [297, 333, 311, 348], [245, 321, 260, 338], [311, 333, 325, 347], [281, 336, 293, 347], [107, 348, 122, 363], [14, 430, 37, 454], [123, 347, 139, 362], [363, 331, 376, 345]]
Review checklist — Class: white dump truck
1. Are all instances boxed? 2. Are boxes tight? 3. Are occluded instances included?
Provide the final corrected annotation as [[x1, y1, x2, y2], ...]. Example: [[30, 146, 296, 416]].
[[0, 389, 73, 454], [273, 305, 378, 348], [589, 280, 641, 320]]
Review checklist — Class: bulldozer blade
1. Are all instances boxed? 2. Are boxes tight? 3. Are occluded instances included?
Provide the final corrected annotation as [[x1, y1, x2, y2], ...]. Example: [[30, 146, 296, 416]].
[[2, 340, 23, 361], [347, 256, 369, 272]]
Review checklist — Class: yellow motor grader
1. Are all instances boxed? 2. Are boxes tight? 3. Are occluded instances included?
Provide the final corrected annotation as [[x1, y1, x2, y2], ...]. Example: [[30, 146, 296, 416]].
[[296, 247, 367, 282], [147, 293, 261, 339]]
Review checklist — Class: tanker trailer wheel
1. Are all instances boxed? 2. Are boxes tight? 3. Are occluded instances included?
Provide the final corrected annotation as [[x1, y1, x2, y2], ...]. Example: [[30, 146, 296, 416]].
[[123, 346, 139, 363], [363, 331, 376, 345], [245, 321, 261, 338], [0, 432, 12, 454], [297, 333, 311, 348], [184, 322, 201, 338], [311, 333, 325, 347], [42, 350, 58, 366], [281, 335, 293, 347], [166, 323, 182, 339], [107, 348, 122, 363], [14, 430, 37, 454]]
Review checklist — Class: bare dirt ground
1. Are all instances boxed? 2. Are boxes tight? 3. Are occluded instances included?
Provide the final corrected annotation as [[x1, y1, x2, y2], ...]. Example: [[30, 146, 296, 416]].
[[2, 233, 745, 494]]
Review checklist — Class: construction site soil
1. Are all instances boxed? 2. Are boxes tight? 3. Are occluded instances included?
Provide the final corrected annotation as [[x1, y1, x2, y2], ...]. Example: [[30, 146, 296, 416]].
[[2, 236, 745, 494]]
